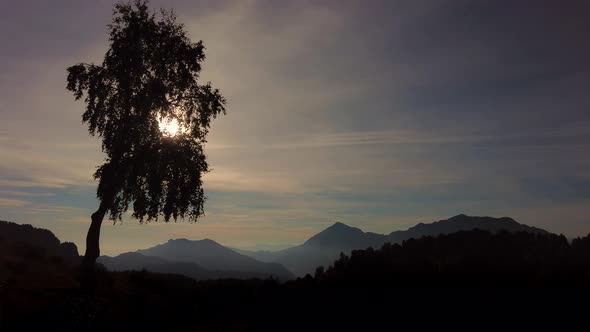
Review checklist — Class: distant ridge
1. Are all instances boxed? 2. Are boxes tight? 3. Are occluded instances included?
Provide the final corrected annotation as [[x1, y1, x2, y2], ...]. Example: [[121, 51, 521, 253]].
[[1, 215, 551, 281], [393, 213, 546, 236], [387, 214, 548, 243], [100, 238, 294, 281], [239, 214, 551, 276], [97, 252, 288, 280]]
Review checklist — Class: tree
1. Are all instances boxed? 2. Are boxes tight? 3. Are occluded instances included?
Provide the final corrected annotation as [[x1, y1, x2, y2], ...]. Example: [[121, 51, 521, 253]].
[[66, 0, 226, 276]]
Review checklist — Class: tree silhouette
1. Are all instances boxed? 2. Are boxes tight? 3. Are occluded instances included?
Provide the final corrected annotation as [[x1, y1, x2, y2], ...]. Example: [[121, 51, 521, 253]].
[[66, 0, 226, 277]]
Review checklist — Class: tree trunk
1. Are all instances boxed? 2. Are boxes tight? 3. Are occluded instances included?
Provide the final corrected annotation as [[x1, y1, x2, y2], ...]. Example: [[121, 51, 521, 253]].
[[83, 206, 108, 265], [80, 203, 108, 291], [80, 155, 120, 291]]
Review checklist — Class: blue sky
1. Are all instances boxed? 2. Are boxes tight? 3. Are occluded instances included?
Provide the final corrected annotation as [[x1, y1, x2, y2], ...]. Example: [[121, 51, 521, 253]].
[[1, 0, 590, 255]]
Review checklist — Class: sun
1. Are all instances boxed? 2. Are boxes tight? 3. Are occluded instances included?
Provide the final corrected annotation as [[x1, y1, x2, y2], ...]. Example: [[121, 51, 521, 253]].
[[158, 117, 180, 137]]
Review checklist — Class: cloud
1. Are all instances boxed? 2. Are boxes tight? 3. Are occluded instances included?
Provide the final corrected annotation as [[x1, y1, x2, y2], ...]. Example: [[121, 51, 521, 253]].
[[0, 137, 100, 189], [0, 190, 56, 197], [0, 198, 28, 207], [21, 204, 88, 216], [1, 0, 590, 253]]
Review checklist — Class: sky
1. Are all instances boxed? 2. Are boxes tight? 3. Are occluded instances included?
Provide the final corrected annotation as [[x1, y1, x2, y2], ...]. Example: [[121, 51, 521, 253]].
[[1, 0, 590, 255]]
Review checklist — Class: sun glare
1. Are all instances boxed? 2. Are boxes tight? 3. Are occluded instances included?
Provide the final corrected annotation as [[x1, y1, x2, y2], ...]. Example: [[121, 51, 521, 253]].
[[158, 117, 180, 137]]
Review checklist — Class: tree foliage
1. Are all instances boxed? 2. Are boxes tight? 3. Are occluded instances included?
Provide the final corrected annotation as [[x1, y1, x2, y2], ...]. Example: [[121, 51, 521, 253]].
[[66, 0, 225, 223]]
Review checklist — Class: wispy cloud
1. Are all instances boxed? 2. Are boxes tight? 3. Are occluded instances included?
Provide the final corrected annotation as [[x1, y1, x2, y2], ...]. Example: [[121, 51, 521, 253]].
[[1, 0, 590, 253], [0, 190, 55, 197], [0, 197, 28, 207], [22, 204, 87, 216]]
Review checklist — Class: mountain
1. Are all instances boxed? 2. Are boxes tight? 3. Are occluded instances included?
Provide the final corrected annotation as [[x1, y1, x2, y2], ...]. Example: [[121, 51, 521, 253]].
[[387, 214, 548, 243], [250, 223, 384, 276], [239, 214, 551, 277], [232, 248, 281, 262], [248, 223, 387, 276], [101, 238, 294, 280], [97, 252, 284, 280], [98, 252, 171, 271], [0, 219, 80, 264], [1, 215, 549, 281], [237, 223, 388, 266], [304, 222, 387, 249]]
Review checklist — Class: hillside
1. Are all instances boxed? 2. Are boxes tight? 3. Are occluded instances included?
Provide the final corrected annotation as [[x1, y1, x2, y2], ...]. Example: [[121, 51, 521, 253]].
[[316, 229, 582, 288], [0, 220, 80, 292], [240, 214, 551, 276], [387, 214, 548, 242], [0, 220, 80, 264], [98, 251, 293, 280], [111, 238, 294, 280]]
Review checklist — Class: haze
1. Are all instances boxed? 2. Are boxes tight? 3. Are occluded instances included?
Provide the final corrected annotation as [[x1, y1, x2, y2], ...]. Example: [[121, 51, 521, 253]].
[[1, 0, 589, 256]]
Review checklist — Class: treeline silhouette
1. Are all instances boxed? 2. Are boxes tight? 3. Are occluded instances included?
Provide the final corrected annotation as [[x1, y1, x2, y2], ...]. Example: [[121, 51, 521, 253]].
[[312, 229, 590, 288], [2, 228, 590, 331]]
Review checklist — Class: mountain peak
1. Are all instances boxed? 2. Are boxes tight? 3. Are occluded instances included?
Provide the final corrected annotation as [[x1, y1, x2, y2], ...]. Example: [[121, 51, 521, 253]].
[[330, 221, 353, 229], [134, 236, 294, 280], [323, 221, 362, 234], [450, 214, 468, 219], [166, 238, 219, 244], [304, 222, 370, 247], [168, 238, 189, 243]]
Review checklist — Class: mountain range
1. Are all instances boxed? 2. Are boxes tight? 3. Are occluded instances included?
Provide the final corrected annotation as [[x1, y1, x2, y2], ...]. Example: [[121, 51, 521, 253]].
[[101, 214, 549, 279], [98, 238, 294, 280], [236, 214, 549, 276]]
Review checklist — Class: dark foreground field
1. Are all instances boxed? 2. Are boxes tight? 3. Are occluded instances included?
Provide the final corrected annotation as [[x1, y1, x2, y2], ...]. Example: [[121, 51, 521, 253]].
[[2, 230, 590, 331]]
